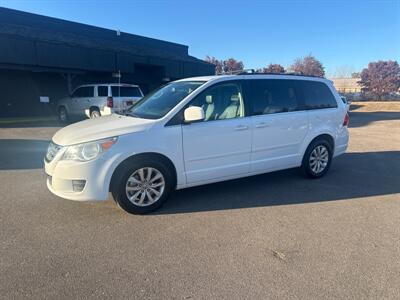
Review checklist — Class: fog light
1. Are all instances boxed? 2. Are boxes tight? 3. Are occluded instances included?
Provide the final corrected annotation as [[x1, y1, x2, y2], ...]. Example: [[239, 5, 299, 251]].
[[72, 180, 86, 192]]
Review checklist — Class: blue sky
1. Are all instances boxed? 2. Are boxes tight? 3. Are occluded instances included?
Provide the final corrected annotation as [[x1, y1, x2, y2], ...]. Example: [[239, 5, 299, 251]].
[[1, 0, 399, 77]]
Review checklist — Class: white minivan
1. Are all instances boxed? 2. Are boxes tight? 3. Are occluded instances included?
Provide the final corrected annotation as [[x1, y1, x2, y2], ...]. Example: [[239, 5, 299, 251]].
[[45, 74, 349, 214]]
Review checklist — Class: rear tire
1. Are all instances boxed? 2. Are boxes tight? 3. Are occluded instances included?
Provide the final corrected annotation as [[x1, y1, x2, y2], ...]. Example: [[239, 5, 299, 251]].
[[111, 158, 174, 214], [90, 108, 101, 119], [301, 138, 333, 178], [58, 106, 68, 123]]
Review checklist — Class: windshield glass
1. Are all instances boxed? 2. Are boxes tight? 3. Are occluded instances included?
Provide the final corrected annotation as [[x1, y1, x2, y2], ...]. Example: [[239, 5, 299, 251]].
[[128, 81, 205, 119]]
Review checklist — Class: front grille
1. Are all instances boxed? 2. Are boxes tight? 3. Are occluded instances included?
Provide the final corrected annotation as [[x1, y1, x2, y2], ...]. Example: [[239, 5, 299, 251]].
[[45, 142, 62, 162]]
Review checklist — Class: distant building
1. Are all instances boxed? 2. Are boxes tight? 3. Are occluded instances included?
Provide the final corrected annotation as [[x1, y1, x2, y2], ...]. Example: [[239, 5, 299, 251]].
[[330, 77, 362, 94], [0, 8, 214, 117]]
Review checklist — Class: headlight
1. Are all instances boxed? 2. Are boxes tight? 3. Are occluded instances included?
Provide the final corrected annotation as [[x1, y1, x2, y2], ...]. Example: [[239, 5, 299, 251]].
[[62, 137, 117, 162], [45, 142, 62, 162]]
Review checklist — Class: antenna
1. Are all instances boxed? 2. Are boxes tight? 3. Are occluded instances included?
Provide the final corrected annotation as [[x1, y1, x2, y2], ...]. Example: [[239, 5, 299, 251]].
[[118, 70, 121, 97]]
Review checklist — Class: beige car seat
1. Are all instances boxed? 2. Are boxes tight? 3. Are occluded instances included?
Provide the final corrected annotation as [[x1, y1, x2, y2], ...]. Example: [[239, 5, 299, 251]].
[[202, 95, 215, 121], [219, 94, 241, 119]]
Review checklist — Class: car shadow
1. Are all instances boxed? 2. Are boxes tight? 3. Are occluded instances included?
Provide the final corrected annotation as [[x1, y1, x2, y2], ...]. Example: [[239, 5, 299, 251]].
[[0, 139, 49, 170], [349, 104, 364, 111], [154, 151, 400, 215], [349, 111, 400, 128], [2, 139, 399, 214]]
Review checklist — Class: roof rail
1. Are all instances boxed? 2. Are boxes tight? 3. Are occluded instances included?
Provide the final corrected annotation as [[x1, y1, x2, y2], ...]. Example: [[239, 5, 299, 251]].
[[236, 69, 256, 75], [217, 68, 255, 75], [238, 71, 324, 78], [217, 69, 324, 78]]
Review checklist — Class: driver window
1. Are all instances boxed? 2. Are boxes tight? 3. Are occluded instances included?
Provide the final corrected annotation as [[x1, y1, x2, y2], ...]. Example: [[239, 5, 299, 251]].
[[190, 82, 244, 121], [72, 87, 93, 98]]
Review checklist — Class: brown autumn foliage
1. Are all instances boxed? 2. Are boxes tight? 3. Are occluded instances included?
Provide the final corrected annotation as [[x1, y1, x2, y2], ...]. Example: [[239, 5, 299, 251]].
[[260, 64, 285, 74], [205, 56, 244, 74], [359, 60, 400, 99], [290, 54, 325, 77]]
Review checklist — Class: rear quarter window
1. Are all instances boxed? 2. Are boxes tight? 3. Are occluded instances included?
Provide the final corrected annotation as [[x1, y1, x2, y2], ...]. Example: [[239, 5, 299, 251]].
[[300, 81, 338, 109], [97, 86, 108, 97], [111, 86, 142, 97]]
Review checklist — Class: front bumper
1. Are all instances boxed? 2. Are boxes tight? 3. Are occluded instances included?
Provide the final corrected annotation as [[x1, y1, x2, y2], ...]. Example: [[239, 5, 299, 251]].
[[46, 175, 90, 202], [44, 151, 120, 201]]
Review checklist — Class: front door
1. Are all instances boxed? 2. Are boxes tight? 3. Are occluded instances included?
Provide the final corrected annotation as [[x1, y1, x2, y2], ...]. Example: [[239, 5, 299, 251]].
[[182, 81, 252, 184], [70, 86, 94, 117]]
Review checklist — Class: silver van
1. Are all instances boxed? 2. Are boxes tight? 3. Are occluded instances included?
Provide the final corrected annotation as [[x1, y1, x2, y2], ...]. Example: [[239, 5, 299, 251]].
[[57, 83, 143, 122]]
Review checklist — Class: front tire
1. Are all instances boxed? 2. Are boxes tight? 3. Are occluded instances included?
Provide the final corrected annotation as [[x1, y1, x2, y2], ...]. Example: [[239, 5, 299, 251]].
[[58, 106, 68, 123], [111, 158, 174, 214], [301, 139, 333, 178]]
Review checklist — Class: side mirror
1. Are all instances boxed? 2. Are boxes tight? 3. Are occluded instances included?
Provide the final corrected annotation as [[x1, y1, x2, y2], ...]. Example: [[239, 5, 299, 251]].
[[184, 106, 205, 123]]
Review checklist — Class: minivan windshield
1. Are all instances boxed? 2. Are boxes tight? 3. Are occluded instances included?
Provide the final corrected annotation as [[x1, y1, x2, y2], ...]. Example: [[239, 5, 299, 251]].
[[127, 81, 205, 119]]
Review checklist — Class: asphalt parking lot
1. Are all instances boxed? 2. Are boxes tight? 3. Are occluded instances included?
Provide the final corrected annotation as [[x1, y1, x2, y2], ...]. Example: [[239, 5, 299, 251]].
[[1, 105, 399, 299]]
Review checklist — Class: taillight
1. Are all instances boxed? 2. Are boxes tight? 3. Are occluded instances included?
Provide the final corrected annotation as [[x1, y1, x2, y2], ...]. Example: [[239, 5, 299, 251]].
[[107, 96, 113, 108], [343, 113, 349, 126]]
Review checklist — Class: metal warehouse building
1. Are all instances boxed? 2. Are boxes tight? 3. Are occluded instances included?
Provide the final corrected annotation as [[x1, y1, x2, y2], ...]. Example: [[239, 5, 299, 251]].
[[0, 7, 214, 117]]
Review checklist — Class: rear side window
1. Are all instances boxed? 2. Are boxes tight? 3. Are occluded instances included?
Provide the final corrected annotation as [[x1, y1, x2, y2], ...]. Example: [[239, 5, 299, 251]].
[[97, 86, 108, 97], [248, 79, 300, 115], [111, 86, 142, 97], [300, 81, 337, 109], [72, 87, 94, 98]]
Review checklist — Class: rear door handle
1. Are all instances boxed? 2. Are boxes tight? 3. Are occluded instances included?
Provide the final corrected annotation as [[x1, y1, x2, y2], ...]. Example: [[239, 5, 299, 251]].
[[255, 122, 269, 128], [234, 125, 249, 131]]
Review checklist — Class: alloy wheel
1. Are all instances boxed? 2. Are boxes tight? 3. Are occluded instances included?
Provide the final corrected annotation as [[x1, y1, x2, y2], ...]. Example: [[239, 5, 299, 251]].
[[309, 145, 329, 174], [59, 109, 67, 122], [125, 167, 165, 206], [91, 110, 100, 118]]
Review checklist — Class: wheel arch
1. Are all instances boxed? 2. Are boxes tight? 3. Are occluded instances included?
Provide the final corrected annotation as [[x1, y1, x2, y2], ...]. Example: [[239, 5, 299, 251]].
[[301, 133, 335, 161], [309, 133, 335, 150], [58, 105, 66, 112], [109, 152, 178, 192], [89, 106, 100, 113]]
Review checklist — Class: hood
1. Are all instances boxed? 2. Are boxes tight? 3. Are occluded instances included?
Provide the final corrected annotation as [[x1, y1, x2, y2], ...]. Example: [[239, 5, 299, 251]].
[[53, 114, 156, 146]]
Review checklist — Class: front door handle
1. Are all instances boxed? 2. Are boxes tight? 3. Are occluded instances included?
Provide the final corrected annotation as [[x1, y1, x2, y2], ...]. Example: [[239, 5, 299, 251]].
[[234, 125, 249, 131], [255, 122, 269, 128]]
